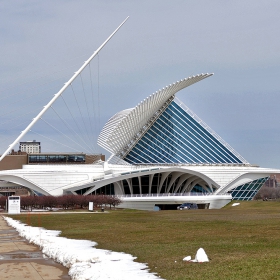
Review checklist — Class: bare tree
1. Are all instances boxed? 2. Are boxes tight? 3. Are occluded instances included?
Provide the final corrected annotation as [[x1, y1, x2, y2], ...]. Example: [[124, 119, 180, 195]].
[[255, 186, 280, 200], [0, 196, 7, 210], [42, 196, 57, 210], [107, 196, 122, 209], [1, 194, 122, 211]]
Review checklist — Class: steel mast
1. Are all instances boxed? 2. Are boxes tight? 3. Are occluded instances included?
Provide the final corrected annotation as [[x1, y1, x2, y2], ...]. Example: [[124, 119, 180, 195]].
[[0, 17, 129, 162]]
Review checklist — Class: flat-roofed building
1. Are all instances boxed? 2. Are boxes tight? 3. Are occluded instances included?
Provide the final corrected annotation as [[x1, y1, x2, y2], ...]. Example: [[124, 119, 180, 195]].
[[19, 140, 41, 154]]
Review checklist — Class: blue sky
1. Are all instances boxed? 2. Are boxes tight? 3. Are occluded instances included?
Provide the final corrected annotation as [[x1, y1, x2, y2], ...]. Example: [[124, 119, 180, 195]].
[[0, 1, 280, 167]]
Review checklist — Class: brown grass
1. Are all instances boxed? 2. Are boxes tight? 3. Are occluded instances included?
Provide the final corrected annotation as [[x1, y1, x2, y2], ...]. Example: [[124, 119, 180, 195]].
[[10, 200, 280, 280]]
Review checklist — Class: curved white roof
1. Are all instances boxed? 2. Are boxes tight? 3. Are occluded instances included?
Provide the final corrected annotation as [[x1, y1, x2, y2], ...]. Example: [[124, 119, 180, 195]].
[[98, 73, 213, 154]]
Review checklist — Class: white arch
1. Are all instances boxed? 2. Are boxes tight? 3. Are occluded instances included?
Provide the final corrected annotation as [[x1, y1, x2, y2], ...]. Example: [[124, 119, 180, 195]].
[[166, 172, 184, 193], [0, 175, 50, 195], [83, 167, 220, 196], [215, 172, 271, 195]]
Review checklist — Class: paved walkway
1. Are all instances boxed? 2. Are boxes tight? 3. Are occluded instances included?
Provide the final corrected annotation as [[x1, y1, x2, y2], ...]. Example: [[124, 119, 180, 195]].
[[0, 215, 70, 280]]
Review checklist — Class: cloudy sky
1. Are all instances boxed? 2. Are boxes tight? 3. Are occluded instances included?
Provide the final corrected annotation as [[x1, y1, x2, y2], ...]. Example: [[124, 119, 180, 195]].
[[0, 1, 280, 168]]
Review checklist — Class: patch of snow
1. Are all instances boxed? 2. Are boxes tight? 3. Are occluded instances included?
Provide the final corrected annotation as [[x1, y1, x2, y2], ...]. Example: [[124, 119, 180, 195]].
[[183, 248, 209, 263], [4, 217, 163, 280], [192, 248, 209, 262], [183, 256, 191, 261], [232, 203, 240, 207]]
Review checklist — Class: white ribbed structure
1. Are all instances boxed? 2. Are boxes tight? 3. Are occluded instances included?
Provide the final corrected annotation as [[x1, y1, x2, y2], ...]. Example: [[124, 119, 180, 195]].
[[98, 73, 213, 154], [1, 70, 278, 209]]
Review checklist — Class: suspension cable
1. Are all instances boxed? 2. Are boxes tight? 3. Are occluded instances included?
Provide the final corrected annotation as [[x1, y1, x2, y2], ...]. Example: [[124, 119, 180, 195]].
[[69, 83, 93, 147], [49, 105, 94, 153], [30, 130, 84, 153], [39, 117, 92, 154], [88, 61, 97, 150], [60, 94, 93, 150], [79, 73, 95, 147]]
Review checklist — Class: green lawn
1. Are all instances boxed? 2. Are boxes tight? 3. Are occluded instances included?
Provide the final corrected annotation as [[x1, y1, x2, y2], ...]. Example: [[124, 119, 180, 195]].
[[11, 201, 280, 280]]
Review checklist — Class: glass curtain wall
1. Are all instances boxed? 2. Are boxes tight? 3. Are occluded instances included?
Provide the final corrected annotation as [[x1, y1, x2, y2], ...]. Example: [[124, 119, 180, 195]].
[[230, 177, 268, 200], [124, 100, 242, 164]]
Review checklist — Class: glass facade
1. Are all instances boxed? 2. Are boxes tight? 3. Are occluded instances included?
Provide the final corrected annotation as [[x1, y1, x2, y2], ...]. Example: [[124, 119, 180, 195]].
[[124, 100, 243, 164], [28, 154, 85, 164], [230, 177, 268, 200]]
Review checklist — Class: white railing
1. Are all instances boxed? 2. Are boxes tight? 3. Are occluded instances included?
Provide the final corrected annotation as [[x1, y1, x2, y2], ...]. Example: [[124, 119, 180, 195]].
[[116, 192, 215, 198]]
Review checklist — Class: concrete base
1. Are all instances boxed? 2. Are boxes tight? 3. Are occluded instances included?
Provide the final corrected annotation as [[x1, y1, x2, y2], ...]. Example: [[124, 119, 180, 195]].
[[118, 194, 232, 210]]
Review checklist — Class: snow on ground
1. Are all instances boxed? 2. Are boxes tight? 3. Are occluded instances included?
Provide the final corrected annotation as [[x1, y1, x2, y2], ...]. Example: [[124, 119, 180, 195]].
[[4, 217, 163, 280], [183, 248, 209, 263], [232, 203, 240, 207]]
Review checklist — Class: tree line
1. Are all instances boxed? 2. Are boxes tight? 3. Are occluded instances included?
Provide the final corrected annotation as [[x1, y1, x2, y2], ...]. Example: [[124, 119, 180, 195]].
[[0, 195, 122, 211], [254, 186, 280, 200]]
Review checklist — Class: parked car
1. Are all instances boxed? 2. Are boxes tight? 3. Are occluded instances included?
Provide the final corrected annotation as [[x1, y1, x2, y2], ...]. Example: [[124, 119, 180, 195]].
[[177, 203, 198, 210]]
